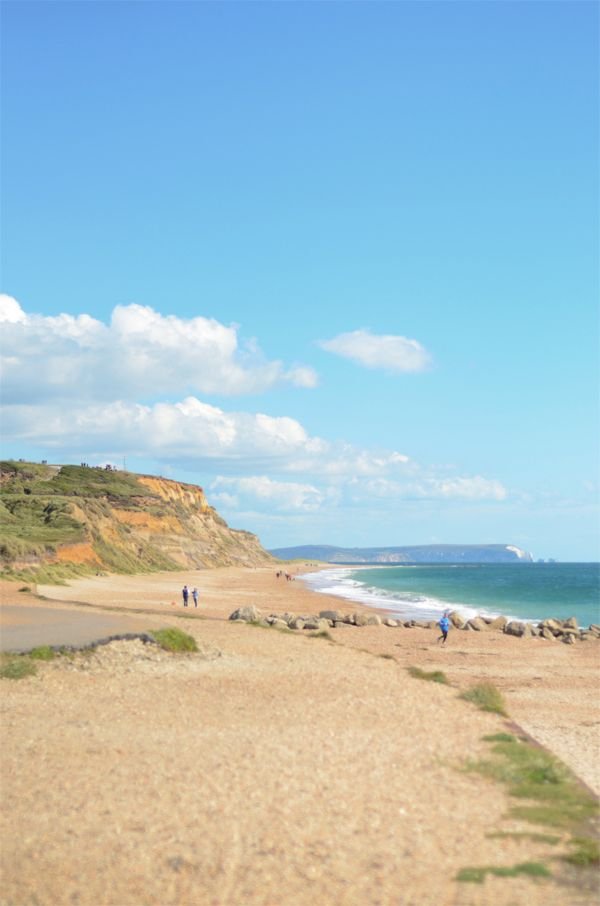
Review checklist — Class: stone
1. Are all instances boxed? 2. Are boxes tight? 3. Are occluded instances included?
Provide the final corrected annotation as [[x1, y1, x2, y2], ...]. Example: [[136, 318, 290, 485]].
[[562, 633, 576, 644], [366, 615, 382, 626], [288, 617, 305, 630], [539, 618, 562, 636], [448, 612, 466, 629], [541, 627, 556, 641], [354, 614, 369, 627], [229, 606, 261, 622], [319, 610, 341, 622], [383, 618, 399, 627], [505, 621, 528, 637], [563, 616, 579, 630], [488, 616, 508, 631], [467, 617, 487, 632]]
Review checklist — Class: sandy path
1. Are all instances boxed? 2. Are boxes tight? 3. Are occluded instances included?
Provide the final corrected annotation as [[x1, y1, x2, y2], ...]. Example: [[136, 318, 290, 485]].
[[1, 568, 598, 906]]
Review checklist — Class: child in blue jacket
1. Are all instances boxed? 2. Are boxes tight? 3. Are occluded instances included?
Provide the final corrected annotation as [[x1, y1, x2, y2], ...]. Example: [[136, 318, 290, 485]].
[[437, 613, 450, 645]]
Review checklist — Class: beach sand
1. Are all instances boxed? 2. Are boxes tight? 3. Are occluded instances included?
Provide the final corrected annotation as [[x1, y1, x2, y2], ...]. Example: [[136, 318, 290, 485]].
[[1, 566, 598, 906]]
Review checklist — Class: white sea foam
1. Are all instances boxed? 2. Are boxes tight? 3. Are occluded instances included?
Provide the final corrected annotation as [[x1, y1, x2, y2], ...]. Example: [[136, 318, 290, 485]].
[[299, 568, 520, 623]]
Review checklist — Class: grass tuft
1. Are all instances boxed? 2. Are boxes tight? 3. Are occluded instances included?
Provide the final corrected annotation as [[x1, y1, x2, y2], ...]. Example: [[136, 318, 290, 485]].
[[0, 656, 37, 680], [564, 836, 600, 866], [149, 628, 198, 653], [460, 682, 507, 715], [407, 665, 448, 684], [29, 645, 56, 661], [457, 862, 551, 884]]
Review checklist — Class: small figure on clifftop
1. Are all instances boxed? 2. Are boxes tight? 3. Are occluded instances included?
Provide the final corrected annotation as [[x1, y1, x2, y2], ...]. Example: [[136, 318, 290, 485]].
[[192, 587, 199, 607], [182, 585, 189, 607], [437, 613, 450, 645]]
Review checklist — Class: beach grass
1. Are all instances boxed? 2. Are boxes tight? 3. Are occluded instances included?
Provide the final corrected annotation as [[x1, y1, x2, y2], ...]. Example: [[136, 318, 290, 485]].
[[0, 655, 37, 680], [407, 665, 449, 684], [460, 681, 507, 715], [29, 646, 56, 661], [149, 627, 198, 653], [456, 861, 551, 883]]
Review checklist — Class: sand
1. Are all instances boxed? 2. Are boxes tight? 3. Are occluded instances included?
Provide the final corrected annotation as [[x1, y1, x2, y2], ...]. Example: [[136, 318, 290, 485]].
[[1, 566, 599, 906]]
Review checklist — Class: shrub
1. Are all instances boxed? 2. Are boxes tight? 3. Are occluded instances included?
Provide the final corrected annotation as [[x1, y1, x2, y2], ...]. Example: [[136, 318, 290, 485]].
[[460, 682, 507, 715], [149, 628, 198, 652]]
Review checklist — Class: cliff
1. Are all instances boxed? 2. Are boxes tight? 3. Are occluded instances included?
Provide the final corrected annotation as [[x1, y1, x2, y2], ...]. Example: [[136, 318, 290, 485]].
[[269, 543, 533, 564], [0, 460, 274, 582]]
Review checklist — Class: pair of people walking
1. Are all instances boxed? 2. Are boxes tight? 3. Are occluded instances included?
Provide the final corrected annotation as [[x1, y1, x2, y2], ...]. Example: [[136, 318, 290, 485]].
[[181, 585, 199, 607]]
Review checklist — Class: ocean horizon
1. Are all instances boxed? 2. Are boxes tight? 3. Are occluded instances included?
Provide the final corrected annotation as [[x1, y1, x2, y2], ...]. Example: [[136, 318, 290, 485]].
[[300, 562, 600, 628]]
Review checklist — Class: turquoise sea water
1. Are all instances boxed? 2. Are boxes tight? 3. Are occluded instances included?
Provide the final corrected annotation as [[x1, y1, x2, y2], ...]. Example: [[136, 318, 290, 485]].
[[301, 563, 600, 627]]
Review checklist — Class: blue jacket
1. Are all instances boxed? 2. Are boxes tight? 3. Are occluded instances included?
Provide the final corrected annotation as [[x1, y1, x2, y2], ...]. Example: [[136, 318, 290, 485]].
[[439, 616, 450, 632]]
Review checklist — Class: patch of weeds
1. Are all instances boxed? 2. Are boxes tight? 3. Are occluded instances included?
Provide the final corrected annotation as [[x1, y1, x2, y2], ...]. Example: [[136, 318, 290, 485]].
[[18, 586, 31, 592], [407, 665, 448, 684], [0, 656, 37, 680], [483, 732, 516, 743], [308, 629, 334, 641], [486, 831, 561, 845], [456, 862, 551, 884], [564, 837, 600, 866], [149, 628, 198, 653], [460, 682, 507, 715], [29, 645, 56, 661]]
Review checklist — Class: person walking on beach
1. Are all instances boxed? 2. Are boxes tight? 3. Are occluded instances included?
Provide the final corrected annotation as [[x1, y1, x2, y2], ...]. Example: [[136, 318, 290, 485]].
[[191, 587, 199, 607], [437, 612, 450, 645], [182, 585, 189, 607]]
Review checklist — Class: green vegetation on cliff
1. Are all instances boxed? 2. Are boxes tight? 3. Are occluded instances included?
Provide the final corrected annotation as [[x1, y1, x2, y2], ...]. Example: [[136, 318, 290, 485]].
[[0, 460, 272, 582]]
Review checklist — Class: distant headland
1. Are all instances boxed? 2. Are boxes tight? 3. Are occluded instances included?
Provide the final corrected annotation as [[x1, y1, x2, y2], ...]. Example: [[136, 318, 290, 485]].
[[269, 544, 533, 564]]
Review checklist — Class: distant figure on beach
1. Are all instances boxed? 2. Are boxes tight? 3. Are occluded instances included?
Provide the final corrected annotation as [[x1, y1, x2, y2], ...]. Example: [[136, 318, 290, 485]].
[[192, 587, 199, 607], [182, 585, 189, 607], [437, 613, 450, 645]]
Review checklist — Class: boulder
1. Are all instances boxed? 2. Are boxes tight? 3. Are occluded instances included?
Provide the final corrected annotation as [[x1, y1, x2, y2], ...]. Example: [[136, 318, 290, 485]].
[[319, 610, 342, 622], [467, 617, 488, 632], [354, 613, 370, 627], [563, 616, 579, 630], [505, 621, 532, 638], [229, 606, 261, 622], [562, 633, 576, 644], [288, 617, 305, 630], [488, 616, 508, 631], [383, 618, 399, 627], [448, 612, 466, 629], [540, 627, 556, 641], [366, 614, 382, 626], [539, 618, 562, 636]]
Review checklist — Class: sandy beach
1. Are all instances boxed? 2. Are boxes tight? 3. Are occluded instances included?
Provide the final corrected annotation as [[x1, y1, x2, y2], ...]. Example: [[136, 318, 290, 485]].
[[1, 566, 599, 906]]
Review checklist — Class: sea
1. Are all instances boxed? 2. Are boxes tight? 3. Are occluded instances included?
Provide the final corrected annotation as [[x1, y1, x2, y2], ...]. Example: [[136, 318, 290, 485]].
[[300, 562, 600, 628]]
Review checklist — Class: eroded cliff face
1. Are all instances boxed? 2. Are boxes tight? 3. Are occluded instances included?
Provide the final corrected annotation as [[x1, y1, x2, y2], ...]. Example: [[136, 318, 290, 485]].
[[0, 462, 274, 579]]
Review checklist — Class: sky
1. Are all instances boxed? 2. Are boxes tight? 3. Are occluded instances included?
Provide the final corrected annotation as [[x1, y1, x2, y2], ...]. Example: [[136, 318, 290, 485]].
[[1, 1, 598, 561]]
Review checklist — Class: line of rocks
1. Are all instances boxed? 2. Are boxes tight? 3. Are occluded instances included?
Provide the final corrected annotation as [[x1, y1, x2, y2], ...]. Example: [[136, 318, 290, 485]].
[[229, 606, 600, 645]]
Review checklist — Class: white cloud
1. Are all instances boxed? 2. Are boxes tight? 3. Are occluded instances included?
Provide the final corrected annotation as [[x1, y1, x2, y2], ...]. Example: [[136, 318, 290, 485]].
[[211, 476, 329, 512], [319, 329, 431, 373], [0, 296, 318, 402]]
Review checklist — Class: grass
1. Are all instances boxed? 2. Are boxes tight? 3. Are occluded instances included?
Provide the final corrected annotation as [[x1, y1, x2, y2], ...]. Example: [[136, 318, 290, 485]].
[[460, 682, 507, 715], [407, 665, 449, 684], [486, 831, 562, 845], [0, 656, 37, 680], [456, 862, 551, 883], [29, 646, 56, 661], [149, 628, 198, 653], [462, 732, 599, 884], [308, 629, 334, 641]]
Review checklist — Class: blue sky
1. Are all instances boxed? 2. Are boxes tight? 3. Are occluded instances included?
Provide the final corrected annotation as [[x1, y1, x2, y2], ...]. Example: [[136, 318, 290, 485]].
[[1, 1, 598, 560]]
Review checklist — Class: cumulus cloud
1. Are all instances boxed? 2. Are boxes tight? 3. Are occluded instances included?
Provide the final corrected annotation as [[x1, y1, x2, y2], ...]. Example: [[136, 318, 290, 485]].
[[319, 329, 431, 373], [210, 476, 331, 512], [0, 295, 318, 402]]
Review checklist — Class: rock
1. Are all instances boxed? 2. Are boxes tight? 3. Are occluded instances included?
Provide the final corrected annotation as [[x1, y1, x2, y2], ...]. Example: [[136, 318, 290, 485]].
[[319, 610, 341, 622], [467, 617, 488, 632], [366, 615, 382, 626], [269, 619, 289, 630], [383, 618, 399, 627], [448, 612, 466, 629], [562, 633, 576, 644], [539, 618, 562, 636], [229, 606, 261, 622], [488, 616, 508, 631], [505, 621, 531, 637], [589, 623, 600, 634], [302, 619, 321, 630], [541, 627, 556, 641], [288, 617, 305, 630], [354, 613, 369, 627], [563, 616, 579, 630]]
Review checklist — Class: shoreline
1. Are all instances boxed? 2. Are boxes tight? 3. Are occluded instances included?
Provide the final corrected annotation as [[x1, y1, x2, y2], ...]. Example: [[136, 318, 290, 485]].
[[299, 562, 600, 628]]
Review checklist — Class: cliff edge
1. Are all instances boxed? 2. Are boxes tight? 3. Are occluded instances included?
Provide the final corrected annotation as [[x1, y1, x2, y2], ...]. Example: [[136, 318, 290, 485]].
[[0, 460, 274, 582]]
